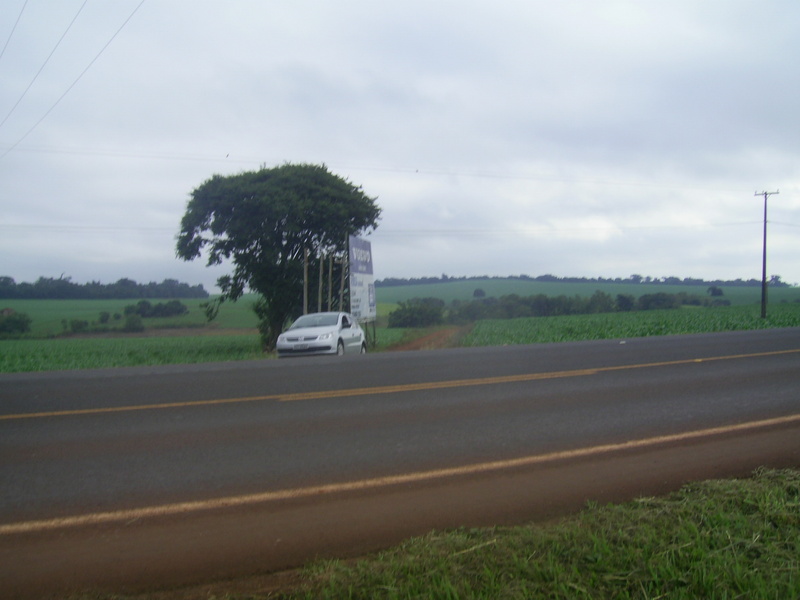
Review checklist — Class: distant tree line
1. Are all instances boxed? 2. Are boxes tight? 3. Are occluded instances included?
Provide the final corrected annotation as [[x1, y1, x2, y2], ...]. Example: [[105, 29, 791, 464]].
[[389, 290, 731, 328], [377, 273, 790, 288], [0, 276, 209, 300]]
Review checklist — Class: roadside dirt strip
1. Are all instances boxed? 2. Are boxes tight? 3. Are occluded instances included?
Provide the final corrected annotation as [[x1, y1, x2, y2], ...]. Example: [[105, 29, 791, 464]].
[[2, 416, 799, 599]]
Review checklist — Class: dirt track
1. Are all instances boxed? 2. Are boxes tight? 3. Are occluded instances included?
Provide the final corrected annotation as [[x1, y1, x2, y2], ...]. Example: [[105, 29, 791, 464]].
[[387, 326, 473, 351]]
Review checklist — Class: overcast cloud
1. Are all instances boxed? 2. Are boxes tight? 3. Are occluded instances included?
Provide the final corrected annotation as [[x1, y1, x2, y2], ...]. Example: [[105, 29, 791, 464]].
[[1, 0, 798, 292]]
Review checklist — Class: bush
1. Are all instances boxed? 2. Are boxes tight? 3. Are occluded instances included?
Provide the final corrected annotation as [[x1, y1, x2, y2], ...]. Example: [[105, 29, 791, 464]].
[[586, 290, 615, 313], [637, 293, 681, 311], [69, 319, 89, 333], [123, 299, 189, 318], [0, 311, 32, 336], [616, 294, 636, 312], [389, 298, 445, 328], [123, 314, 145, 332]]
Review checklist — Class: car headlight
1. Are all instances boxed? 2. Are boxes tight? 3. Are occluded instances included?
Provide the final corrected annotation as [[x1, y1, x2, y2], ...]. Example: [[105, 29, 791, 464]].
[[317, 332, 333, 340]]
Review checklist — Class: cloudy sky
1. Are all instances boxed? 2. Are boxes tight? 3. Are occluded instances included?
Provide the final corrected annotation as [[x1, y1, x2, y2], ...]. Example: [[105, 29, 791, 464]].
[[1, 0, 799, 292]]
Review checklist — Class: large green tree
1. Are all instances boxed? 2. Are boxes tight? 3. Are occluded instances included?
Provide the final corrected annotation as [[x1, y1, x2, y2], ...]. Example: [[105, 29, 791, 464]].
[[176, 163, 381, 350]]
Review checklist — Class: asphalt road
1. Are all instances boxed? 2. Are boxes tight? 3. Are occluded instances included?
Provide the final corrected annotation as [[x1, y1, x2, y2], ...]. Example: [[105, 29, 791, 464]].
[[1, 328, 799, 598]]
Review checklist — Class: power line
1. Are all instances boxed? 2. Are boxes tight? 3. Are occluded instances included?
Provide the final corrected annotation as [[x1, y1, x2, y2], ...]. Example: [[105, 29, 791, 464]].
[[0, 0, 27, 62], [0, 223, 173, 234], [374, 221, 763, 236], [0, 0, 89, 131], [6, 143, 230, 164], [0, 220, 767, 238], [0, 142, 758, 194], [0, 0, 146, 160]]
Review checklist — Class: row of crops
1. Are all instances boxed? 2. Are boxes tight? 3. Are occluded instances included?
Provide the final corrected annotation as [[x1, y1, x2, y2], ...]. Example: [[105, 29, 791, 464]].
[[462, 304, 800, 346], [0, 335, 263, 373]]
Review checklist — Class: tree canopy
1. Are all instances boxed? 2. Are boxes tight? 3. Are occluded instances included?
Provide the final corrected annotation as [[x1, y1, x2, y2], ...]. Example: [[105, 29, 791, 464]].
[[176, 163, 381, 350]]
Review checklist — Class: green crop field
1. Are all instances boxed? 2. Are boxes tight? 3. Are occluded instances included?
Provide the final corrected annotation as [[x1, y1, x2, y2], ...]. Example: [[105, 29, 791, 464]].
[[0, 296, 261, 337], [2, 281, 799, 373], [2, 303, 798, 373], [375, 278, 800, 306], [0, 334, 264, 372], [3, 281, 798, 338], [462, 303, 800, 347]]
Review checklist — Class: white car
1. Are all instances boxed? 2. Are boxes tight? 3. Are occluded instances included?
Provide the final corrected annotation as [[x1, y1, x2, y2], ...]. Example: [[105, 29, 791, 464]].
[[277, 312, 367, 357]]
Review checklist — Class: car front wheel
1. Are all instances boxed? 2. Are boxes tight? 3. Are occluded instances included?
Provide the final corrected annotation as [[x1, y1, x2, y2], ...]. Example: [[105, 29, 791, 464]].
[[337, 340, 345, 355]]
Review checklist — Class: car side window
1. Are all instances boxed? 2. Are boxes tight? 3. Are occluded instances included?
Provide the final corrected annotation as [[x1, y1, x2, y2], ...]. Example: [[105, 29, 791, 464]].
[[341, 316, 350, 328]]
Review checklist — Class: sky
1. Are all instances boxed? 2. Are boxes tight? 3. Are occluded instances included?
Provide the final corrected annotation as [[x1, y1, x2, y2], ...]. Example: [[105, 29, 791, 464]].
[[1, 0, 799, 293]]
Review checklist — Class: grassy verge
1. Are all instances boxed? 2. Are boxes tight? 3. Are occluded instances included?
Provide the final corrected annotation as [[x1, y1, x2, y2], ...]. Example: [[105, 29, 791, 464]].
[[269, 468, 800, 599], [74, 468, 799, 599]]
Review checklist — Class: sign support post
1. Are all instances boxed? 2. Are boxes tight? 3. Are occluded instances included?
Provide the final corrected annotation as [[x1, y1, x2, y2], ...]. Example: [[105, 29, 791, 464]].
[[348, 235, 377, 347]]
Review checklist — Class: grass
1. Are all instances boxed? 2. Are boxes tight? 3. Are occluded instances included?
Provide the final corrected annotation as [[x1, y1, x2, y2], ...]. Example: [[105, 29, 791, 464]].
[[272, 468, 800, 600], [72, 467, 800, 599]]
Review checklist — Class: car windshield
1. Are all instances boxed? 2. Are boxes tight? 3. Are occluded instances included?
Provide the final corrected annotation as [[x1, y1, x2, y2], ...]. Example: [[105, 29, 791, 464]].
[[289, 314, 339, 329]]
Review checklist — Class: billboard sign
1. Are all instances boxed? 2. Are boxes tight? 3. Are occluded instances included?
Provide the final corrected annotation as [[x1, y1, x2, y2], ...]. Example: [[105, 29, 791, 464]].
[[349, 235, 376, 320]]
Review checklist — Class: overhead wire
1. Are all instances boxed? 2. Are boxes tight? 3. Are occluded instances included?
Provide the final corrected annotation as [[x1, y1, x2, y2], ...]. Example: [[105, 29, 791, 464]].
[[0, 0, 27, 62], [0, 0, 89, 131], [0, 0, 146, 160], [0, 220, 781, 239], [0, 141, 762, 196]]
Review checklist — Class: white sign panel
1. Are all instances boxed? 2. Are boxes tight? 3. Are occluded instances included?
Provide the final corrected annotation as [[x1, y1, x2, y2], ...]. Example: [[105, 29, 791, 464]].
[[349, 236, 376, 321]]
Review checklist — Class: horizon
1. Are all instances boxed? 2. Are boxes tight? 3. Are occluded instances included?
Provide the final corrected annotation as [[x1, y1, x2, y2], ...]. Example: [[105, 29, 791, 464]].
[[2, 271, 797, 291]]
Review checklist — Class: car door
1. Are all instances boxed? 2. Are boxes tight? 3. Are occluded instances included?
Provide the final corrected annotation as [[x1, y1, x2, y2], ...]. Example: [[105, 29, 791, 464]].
[[340, 314, 358, 353]]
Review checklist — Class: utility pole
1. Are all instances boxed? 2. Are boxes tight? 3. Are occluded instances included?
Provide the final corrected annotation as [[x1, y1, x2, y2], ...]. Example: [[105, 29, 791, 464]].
[[327, 255, 333, 311], [303, 247, 309, 315], [755, 190, 779, 319], [318, 253, 323, 313]]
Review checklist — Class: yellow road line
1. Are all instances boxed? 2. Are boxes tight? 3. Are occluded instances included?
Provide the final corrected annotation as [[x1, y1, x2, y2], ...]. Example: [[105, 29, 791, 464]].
[[2, 412, 799, 536], [1, 348, 798, 421]]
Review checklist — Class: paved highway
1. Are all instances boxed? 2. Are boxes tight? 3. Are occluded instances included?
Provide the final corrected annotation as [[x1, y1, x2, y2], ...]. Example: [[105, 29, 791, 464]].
[[1, 328, 799, 597]]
